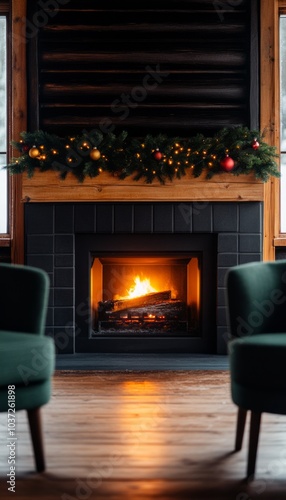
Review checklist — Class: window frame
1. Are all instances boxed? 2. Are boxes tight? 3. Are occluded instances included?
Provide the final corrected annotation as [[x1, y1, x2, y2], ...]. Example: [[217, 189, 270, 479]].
[[0, 3, 10, 246], [0, 0, 27, 263], [260, 0, 284, 257]]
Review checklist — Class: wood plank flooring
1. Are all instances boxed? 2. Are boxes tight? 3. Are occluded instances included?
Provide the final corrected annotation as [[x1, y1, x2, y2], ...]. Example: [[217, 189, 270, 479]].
[[1, 370, 286, 499]]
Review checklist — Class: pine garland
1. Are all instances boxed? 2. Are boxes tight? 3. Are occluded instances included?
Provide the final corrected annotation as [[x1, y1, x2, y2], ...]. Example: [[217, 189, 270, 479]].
[[5, 126, 280, 184]]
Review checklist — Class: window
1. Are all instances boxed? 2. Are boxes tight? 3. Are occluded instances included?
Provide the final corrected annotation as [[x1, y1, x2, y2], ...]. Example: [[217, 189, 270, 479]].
[[0, 15, 7, 234]]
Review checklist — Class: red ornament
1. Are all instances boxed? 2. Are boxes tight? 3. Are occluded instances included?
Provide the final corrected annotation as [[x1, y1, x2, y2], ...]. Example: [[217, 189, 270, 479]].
[[153, 149, 162, 161], [220, 155, 235, 172], [251, 138, 260, 150], [22, 144, 30, 153]]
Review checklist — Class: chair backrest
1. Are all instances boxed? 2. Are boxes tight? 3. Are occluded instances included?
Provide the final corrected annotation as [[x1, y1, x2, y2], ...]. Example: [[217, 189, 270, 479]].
[[0, 263, 50, 335], [226, 260, 286, 338]]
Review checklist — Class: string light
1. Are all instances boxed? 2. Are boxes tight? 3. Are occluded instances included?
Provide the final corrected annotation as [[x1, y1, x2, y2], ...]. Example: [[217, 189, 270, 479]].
[[8, 127, 279, 184]]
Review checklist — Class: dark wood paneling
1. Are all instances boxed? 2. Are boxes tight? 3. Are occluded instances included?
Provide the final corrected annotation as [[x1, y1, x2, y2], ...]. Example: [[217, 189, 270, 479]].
[[27, 0, 257, 136]]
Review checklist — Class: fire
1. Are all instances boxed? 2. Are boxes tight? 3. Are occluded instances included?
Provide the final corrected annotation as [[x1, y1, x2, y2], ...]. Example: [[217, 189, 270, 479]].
[[125, 275, 157, 299]]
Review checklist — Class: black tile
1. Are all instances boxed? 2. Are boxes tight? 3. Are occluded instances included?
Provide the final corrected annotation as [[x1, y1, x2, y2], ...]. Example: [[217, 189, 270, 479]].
[[134, 204, 153, 232], [54, 289, 74, 306], [217, 327, 229, 354], [53, 327, 74, 354], [239, 234, 262, 253], [217, 288, 227, 307], [192, 203, 212, 232], [239, 202, 262, 233], [46, 307, 54, 326], [213, 203, 238, 232], [55, 204, 74, 233], [25, 204, 54, 234], [217, 253, 238, 267], [26, 255, 54, 273], [75, 204, 95, 233], [114, 204, 133, 233], [47, 272, 54, 288], [217, 267, 229, 287], [239, 253, 262, 264], [217, 306, 227, 326], [54, 268, 74, 287], [218, 234, 238, 253], [153, 204, 173, 232], [96, 204, 113, 233], [55, 235, 74, 254], [54, 307, 74, 327], [55, 254, 74, 267], [26, 235, 53, 254], [48, 288, 54, 307], [174, 203, 192, 232]]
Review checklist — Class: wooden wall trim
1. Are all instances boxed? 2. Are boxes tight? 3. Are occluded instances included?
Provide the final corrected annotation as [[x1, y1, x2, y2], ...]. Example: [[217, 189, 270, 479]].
[[21, 171, 264, 203], [260, 0, 280, 261], [10, 0, 27, 264]]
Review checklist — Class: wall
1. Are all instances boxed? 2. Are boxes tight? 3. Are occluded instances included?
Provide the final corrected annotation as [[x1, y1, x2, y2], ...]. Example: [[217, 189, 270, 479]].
[[27, 0, 258, 135], [25, 201, 263, 355]]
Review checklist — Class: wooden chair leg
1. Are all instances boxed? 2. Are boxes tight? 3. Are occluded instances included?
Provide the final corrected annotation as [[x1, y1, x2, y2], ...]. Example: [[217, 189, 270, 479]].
[[247, 411, 262, 479], [27, 407, 45, 473], [235, 407, 247, 451]]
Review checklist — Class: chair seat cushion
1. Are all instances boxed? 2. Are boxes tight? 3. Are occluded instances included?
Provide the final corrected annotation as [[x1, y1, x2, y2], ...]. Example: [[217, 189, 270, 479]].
[[0, 330, 55, 387], [229, 333, 286, 390]]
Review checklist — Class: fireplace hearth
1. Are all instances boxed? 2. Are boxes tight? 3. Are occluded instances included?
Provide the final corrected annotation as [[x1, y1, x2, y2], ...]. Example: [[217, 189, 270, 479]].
[[24, 201, 263, 354]]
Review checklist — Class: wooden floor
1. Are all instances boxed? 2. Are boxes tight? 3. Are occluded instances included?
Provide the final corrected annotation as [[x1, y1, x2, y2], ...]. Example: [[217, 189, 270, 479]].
[[1, 370, 286, 499]]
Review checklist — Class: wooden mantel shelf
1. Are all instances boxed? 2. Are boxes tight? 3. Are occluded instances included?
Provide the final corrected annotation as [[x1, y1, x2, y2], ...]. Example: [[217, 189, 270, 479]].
[[21, 170, 264, 203]]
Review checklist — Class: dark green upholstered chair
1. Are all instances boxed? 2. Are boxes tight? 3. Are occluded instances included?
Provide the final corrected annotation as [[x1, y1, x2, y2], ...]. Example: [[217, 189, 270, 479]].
[[0, 263, 55, 472], [226, 260, 286, 478]]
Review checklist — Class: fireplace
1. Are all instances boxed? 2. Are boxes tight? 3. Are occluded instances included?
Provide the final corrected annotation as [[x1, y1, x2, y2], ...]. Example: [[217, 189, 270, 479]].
[[75, 233, 216, 352], [92, 255, 200, 337], [24, 201, 263, 355]]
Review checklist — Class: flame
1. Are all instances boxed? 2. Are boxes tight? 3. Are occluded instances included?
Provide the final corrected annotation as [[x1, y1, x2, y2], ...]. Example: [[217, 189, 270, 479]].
[[124, 275, 157, 299]]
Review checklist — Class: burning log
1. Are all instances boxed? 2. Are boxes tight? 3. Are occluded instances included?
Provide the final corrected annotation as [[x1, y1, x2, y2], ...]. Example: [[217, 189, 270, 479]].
[[113, 290, 172, 312], [99, 290, 171, 315], [99, 290, 186, 322]]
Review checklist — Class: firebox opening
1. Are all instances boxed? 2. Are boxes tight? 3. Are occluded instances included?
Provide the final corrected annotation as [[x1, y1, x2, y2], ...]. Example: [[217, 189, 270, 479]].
[[90, 254, 201, 337]]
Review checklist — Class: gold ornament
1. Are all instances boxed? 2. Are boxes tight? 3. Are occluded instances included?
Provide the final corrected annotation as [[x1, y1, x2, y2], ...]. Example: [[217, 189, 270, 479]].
[[29, 145, 40, 158], [90, 147, 101, 161]]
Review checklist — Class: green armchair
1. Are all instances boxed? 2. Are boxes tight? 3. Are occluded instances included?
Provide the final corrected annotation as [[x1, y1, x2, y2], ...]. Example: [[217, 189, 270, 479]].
[[0, 263, 55, 472], [226, 260, 286, 478]]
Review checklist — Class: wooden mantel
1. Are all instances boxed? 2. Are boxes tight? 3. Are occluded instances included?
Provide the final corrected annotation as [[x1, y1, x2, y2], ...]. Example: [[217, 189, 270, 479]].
[[21, 170, 264, 203]]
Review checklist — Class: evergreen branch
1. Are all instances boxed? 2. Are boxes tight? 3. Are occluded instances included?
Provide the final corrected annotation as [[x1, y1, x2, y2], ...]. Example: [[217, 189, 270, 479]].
[[4, 126, 280, 184]]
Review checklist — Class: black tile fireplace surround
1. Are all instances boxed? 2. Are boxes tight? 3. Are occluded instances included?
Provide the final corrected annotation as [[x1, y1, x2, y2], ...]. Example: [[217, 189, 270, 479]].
[[25, 201, 263, 355]]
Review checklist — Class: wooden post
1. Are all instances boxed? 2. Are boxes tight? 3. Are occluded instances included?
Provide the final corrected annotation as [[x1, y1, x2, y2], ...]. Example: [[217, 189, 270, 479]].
[[10, 0, 27, 264], [260, 0, 280, 261]]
